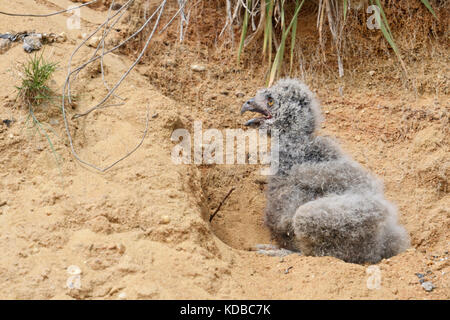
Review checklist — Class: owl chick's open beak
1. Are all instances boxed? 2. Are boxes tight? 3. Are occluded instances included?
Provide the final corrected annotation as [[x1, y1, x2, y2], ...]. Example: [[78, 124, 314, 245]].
[[241, 98, 272, 126]]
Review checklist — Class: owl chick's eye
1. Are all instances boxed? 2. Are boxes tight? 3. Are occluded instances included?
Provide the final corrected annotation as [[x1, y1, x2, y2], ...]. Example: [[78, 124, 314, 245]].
[[267, 97, 274, 107]]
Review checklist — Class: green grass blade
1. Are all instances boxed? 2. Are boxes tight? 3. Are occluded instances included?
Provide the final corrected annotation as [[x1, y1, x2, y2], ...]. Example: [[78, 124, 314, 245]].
[[374, 0, 407, 74], [263, 0, 274, 62], [290, 0, 300, 73], [237, 0, 252, 63], [343, 0, 348, 20], [375, 0, 393, 38], [420, 0, 437, 18], [268, 0, 305, 85]]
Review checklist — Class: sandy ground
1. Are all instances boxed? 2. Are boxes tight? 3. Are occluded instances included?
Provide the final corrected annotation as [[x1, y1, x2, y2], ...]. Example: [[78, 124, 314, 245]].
[[0, 0, 448, 299]]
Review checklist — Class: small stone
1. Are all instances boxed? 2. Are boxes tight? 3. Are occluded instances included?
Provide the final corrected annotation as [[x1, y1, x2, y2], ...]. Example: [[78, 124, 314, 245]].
[[0, 38, 11, 54], [56, 32, 67, 43], [191, 64, 206, 72], [160, 215, 170, 224], [369, 70, 376, 76], [67, 265, 82, 275], [87, 36, 101, 48], [162, 59, 176, 67], [23, 34, 42, 53], [415, 273, 425, 279], [118, 292, 127, 300], [421, 281, 435, 292], [235, 92, 245, 98], [151, 113, 159, 119]]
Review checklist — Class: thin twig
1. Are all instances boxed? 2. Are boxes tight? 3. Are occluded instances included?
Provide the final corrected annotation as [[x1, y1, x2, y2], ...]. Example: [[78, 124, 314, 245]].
[[0, 0, 99, 17], [70, 1, 166, 119], [61, 1, 167, 172], [209, 187, 236, 222], [99, 0, 126, 101]]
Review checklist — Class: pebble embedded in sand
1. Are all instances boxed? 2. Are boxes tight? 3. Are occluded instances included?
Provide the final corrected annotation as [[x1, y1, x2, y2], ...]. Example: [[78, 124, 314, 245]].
[[67, 265, 82, 275], [56, 32, 67, 43], [118, 292, 127, 300], [191, 64, 206, 72], [87, 36, 101, 48], [23, 34, 43, 53], [160, 215, 171, 224], [162, 59, 177, 67], [421, 281, 435, 292], [0, 38, 11, 54]]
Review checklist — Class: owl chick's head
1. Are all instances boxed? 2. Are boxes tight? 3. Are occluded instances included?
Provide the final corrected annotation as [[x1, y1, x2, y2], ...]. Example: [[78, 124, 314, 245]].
[[241, 78, 322, 136]]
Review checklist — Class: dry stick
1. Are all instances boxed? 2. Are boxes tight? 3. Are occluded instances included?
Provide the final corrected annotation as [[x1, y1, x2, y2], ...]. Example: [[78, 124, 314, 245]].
[[66, 0, 134, 104], [73, 0, 190, 119], [61, 2, 167, 172], [65, 1, 131, 105], [1, 0, 168, 173], [99, 0, 126, 101], [244, 0, 266, 47], [209, 187, 236, 222], [218, 0, 233, 39], [177, 0, 188, 42], [0, 0, 99, 17], [158, 0, 188, 34], [71, 1, 167, 119], [64, 0, 160, 106], [64, 1, 157, 107]]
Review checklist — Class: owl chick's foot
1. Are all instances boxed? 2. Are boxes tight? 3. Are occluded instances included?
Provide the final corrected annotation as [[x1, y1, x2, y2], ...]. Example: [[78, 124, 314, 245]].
[[253, 244, 299, 257]]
